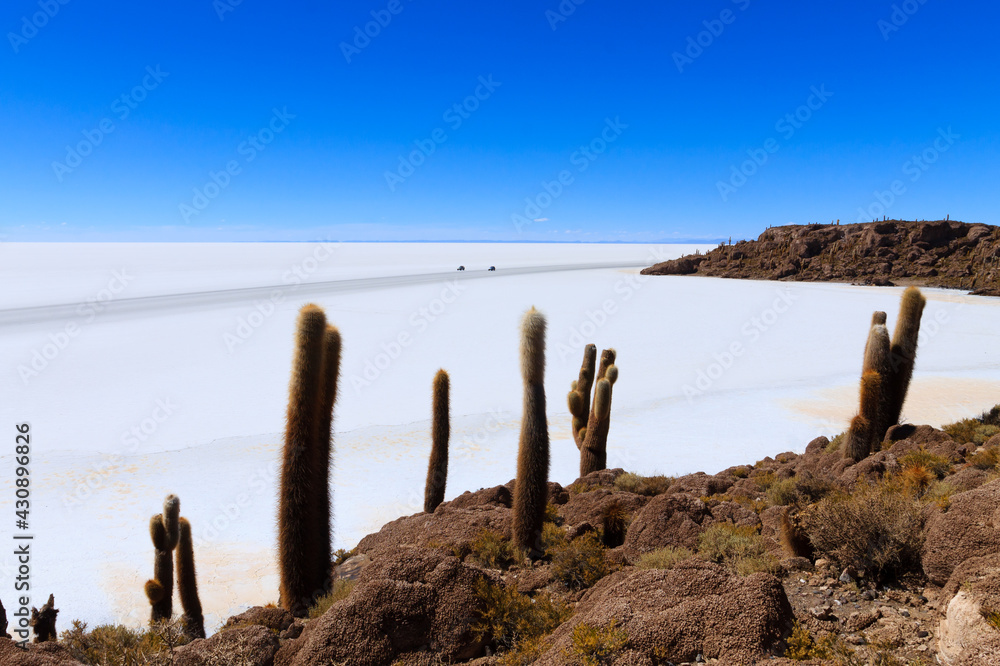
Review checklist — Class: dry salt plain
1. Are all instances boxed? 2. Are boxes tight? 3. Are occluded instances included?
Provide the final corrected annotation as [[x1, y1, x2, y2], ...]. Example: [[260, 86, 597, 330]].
[[2, 241, 999, 633]]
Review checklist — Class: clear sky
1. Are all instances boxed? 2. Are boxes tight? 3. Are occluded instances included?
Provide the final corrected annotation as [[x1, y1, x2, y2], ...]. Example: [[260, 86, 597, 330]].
[[1, 0, 997, 242]]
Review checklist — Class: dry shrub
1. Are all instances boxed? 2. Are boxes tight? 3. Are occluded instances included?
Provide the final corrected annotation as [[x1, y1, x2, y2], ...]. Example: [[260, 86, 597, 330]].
[[899, 448, 952, 478], [970, 446, 1000, 470], [697, 523, 780, 576], [563, 621, 628, 666], [61, 619, 190, 666], [753, 471, 777, 491], [730, 466, 750, 478], [612, 472, 672, 496], [826, 432, 846, 453], [332, 548, 356, 566], [634, 546, 694, 570], [923, 481, 955, 510], [472, 579, 570, 654], [943, 405, 1000, 444], [765, 478, 799, 506], [794, 474, 837, 502], [468, 529, 521, 569], [540, 522, 567, 554], [550, 532, 609, 590], [805, 482, 923, 584], [898, 464, 936, 497], [308, 579, 356, 618]]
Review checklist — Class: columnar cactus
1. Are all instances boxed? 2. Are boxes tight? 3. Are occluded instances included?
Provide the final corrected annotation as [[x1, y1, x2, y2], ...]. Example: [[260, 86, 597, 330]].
[[567, 344, 597, 449], [886, 287, 926, 426], [145, 495, 180, 622], [176, 517, 205, 639], [279, 304, 328, 616], [310, 325, 341, 599], [579, 349, 618, 476], [511, 307, 550, 557], [424, 369, 450, 513]]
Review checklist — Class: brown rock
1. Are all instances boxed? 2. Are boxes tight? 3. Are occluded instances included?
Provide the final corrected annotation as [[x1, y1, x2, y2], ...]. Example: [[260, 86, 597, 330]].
[[446, 485, 512, 510], [0, 640, 85, 666], [667, 471, 735, 497], [533, 560, 793, 665], [357, 503, 509, 557], [175, 625, 279, 666], [622, 494, 712, 556], [923, 480, 1000, 586], [558, 488, 648, 528], [224, 606, 294, 633]]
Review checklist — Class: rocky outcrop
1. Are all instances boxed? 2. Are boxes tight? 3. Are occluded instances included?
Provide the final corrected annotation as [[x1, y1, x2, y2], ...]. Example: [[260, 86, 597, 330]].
[[642, 220, 1000, 292], [174, 624, 279, 666], [923, 480, 1000, 586], [0, 640, 85, 666]]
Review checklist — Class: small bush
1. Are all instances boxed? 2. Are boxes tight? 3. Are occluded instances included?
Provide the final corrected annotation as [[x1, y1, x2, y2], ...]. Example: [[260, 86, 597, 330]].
[[753, 471, 777, 491], [730, 466, 750, 478], [697, 523, 780, 576], [472, 579, 570, 654], [563, 621, 628, 666], [898, 464, 936, 497], [970, 446, 1000, 470], [805, 481, 923, 583], [544, 502, 561, 525], [634, 546, 694, 570], [540, 522, 567, 554], [332, 548, 356, 566], [899, 448, 952, 478], [981, 605, 1000, 632], [61, 619, 190, 666], [944, 406, 1000, 444], [468, 529, 521, 569], [550, 532, 609, 590], [826, 432, 845, 454], [498, 634, 548, 666], [613, 473, 672, 496], [765, 478, 799, 506], [308, 579, 356, 619], [794, 474, 836, 502], [923, 481, 956, 510]]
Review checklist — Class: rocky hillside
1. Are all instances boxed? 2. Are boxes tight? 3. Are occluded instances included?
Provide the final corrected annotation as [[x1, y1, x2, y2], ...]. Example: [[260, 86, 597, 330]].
[[642, 220, 1000, 296], [9, 411, 1000, 665]]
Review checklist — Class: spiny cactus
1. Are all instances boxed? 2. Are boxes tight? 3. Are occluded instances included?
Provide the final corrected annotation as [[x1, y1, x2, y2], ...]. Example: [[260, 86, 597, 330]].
[[567, 344, 597, 449], [779, 508, 813, 559], [176, 517, 205, 639], [579, 349, 618, 476], [886, 287, 926, 427], [145, 495, 180, 622], [424, 369, 450, 513], [279, 304, 328, 616], [600, 501, 628, 549], [310, 325, 341, 600], [28, 594, 57, 643], [511, 307, 550, 557]]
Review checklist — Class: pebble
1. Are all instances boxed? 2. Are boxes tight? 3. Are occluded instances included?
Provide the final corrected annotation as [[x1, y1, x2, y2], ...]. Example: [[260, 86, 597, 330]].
[[900, 609, 911, 618], [917, 630, 929, 638]]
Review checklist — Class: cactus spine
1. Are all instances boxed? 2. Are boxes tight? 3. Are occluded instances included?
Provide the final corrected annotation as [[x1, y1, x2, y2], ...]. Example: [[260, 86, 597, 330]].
[[567, 344, 597, 449], [424, 369, 450, 513], [310, 325, 341, 600], [579, 349, 618, 476], [175, 517, 205, 639], [886, 287, 926, 427], [511, 307, 550, 557], [279, 304, 328, 616], [145, 495, 180, 622]]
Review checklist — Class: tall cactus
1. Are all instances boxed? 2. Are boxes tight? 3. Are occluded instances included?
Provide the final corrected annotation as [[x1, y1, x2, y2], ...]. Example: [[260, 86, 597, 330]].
[[567, 344, 597, 449], [279, 304, 327, 616], [886, 287, 926, 426], [176, 517, 205, 639], [579, 349, 618, 476], [512, 307, 550, 557], [310, 325, 341, 600], [145, 495, 180, 622], [424, 369, 450, 513]]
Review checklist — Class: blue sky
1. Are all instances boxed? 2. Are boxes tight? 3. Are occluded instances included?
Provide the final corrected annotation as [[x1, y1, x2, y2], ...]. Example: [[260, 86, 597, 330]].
[[1, 0, 997, 242]]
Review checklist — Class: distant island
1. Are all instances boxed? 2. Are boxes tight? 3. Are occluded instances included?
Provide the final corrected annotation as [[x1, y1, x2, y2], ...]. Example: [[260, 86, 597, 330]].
[[642, 220, 1000, 297]]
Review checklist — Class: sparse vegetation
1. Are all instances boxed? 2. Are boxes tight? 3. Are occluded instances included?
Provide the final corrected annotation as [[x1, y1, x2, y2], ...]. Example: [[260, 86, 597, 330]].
[[765, 477, 798, 506], [969, 445, 1000, 470], [62, 619, 191, 666], [898, 448, 952, 478], [634, 546, 694, 570], [943, 405, 1000, 444], [550, 532, 609, 590], [612, 472, 672, 496], [472, 579, 570, 654], [563, 620, 628, 666], [467, 529, 521, 569], [308, 579, 356, 619], [697, 523, 780, 576]]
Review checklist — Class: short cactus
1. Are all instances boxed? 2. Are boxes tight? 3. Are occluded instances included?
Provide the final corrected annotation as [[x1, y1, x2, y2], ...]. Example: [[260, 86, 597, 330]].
[[176, 517, 205, 639], [579, 349, 618, 476], [145, 495, 180, 622], [567, 344, 597, 448], [28, 594, 57, 643], [424, 369, 450, 513], [511, 307, 550, 557]]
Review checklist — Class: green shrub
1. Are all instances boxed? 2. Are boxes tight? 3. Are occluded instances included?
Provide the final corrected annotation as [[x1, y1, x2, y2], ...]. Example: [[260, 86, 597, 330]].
[[697, 523, 780, 576], [550, 532, 609, 590], [472, 579, 570, 654], [805, 481, 923, 584], [563, 621, 628, 666], [794, 474, 836, 502], [923, 481, 956, 509], [826, 432, 845, 453], [765, 478, 799, 506], [468, 529, 521, 569], [540, 522, 567, 554], [634, 546, 694, 570], [970, 446, 1000, 470], [308, 579, 356, 619], [612, 473, 672, 496], [752, 471, 777, 491], [899, 447, 952, 478], [730, 466, 750, 478], [944, 405, 1000, 444]]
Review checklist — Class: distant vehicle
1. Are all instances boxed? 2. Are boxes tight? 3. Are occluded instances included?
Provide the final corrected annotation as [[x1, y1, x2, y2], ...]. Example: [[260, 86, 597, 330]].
[[457, 265, 465, 271], [488, 266, 496, 271]]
